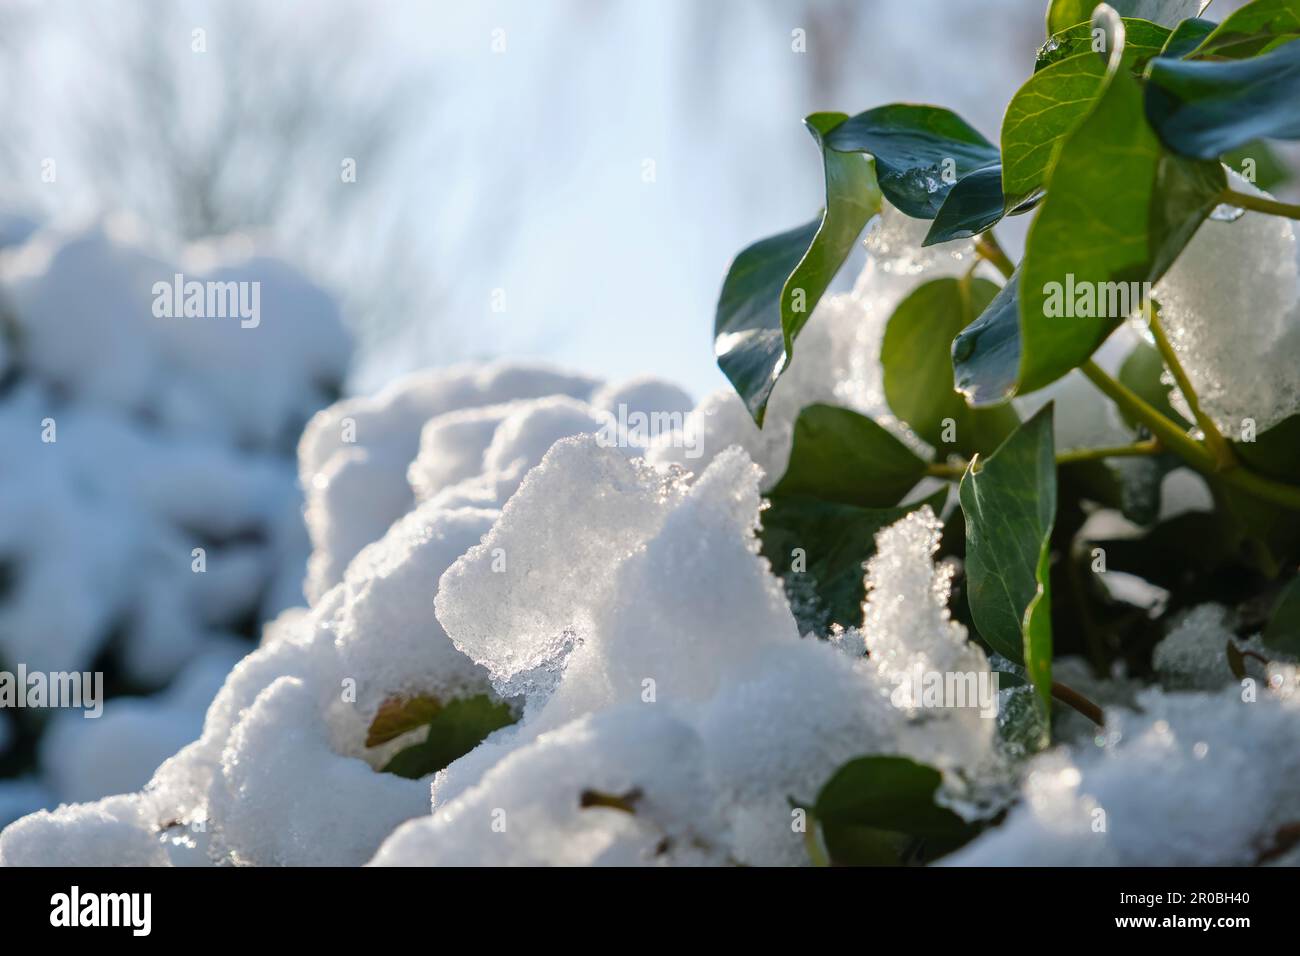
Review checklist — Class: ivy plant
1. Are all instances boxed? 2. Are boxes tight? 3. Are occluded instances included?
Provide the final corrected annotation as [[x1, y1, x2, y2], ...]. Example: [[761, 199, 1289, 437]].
[[713, 0, 1300, 865]]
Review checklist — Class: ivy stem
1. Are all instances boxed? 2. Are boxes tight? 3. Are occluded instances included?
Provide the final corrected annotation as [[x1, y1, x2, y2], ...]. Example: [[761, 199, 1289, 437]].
[[973, 232, 1015, 280], [1056, 439, 1161, 466], [1051, 680, 1104, 726], [1081, 360, 1300, 511], [1144, 301, 1236, 470], [804, 820, 830, 867], [924, 439, 1161, 481], [1220, 188, 1300, 221]]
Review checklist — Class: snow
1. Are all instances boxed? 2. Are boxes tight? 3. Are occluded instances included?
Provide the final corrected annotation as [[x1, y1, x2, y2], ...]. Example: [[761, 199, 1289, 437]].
[[0, 217, 350, 818], [5, 195, 1297, 869], [298, 362, 600, 602], [38, 645, 244, 805], [1153, 174, 1300, 437], [946, 683, 1300, 866]]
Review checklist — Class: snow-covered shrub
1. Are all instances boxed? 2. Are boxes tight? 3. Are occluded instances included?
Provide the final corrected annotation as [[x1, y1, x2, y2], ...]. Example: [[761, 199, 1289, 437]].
[[7, 0, 1300, 868]]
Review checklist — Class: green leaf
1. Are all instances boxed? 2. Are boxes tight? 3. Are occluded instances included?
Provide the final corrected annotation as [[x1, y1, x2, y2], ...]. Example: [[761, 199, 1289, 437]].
[[1227, 639, 1249, 680], [1037, 18, 1171, 72], [1146, 38, 1300, 159], [1046, 0, 1207, 35], [769, 404, 929, 508], [1214, 414, 1300, 577], [714, 113, 881, 425], [380, 694, 518, 779], [923, 164, 1009, 245], [1117, 337, 1187, 428], [760, 489, 948, 632], [959, 404, 1056, 710], [366, 694, 446, 747], [1003, 52, 1109, 212], [1161, 16, 1218, 58], [714, 219, 820, 426], [825, 105, 999, 219], [952, 269, 1023, 407], [882, 276, 1019, 455], [813, 755, 975, 865], [1192, 0, 1300, 58], [1263, 575, 1300, 654], [1017, 52, 1224, 395]]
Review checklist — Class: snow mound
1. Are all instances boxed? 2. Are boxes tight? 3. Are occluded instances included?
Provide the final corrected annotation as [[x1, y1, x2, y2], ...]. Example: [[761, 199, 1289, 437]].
[[947, 682, 1300, 866], [1153, 174, 1300, 436]]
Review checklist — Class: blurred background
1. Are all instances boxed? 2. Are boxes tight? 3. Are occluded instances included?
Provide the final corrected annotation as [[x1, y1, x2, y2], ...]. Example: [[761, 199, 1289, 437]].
[[0, 0, 1059, 398], [0, 0, 1278, 824]]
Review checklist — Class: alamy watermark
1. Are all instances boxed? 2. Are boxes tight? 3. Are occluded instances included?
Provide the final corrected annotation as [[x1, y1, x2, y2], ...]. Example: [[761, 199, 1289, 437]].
[[152, 273, 261, 328], [595, 403, 702, 459], [890, 665, 1000, 718], [1042, 273, 1153, 319], [0, 665, 103, 718]]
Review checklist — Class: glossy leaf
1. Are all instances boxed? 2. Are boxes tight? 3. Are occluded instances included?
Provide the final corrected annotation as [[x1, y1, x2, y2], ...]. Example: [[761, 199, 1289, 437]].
[[1036, 17, 1170, 71], [882, 276, 1018, 455], [815, 755, 971, 834], [959, 404, 1056, 709], [714, 219, 821, 426], [1046, 0, 1207, 35], [1017, 33, 1224, 396], [1146, 39, 1300, 159], [1192, 0, 1300, 58], [923, 164, 1009, 244], [769, 404, 928, 508], [825, 104, 999, 218], [714, 113, 880, 424], [760, 489, 948, 632], [952, 270, 1022, 407], [1161, 16, 1218, 57], [1003, 52, 1109, 211]]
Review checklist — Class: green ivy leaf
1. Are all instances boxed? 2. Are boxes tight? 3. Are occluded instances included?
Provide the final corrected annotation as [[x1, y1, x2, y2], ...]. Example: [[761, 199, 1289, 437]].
[[380, 694, 519, 779], [1003, 53, 1109, 212], [1161, 16, 1218, 57], [923, 164, 1009, 245], [1117, 336, 1187, 428], [1146, 39, 1300, 159], [1191, 0, 1300, 59], [952, 269, 1023, 407], [1213, 414, 1300, 577], [366, 694, 445, 747], [1046, 0, 1206, 35], [760, 489, 948, 632], [813, 755, 975, 865], [959, 404, 1056, 711], [1037, 18, 1171, 72], [714, 114, 880, 424], [1017, 46, 1224, 396], [882, 276, 1019, 455], [825, 104, 999, 219], [769, 404, 929, 508], [1263, 575, 1300, 655]]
